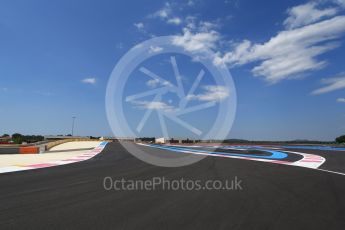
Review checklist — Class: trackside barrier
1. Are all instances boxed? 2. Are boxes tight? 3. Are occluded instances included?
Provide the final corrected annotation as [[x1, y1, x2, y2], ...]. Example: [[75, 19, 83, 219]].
[[0, 148, 18, 154], [0, 147, 39, 154], [19, 147, 39, 154]]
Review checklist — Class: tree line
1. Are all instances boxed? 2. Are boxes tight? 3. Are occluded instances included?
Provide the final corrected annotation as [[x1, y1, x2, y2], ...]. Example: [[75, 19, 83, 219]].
[[1, 133, 44, 144]]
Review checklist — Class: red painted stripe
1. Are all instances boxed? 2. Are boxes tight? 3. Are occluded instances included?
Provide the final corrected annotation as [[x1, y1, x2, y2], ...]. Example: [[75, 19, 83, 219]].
[[300, 160, 323, 162], [27, 163, 57, 168], [271, 161, 290, 164]]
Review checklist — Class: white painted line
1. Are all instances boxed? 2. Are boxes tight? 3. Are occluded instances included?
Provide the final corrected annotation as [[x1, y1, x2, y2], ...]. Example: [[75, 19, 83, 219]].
[[139, 144, 345, 176], [316, 168, 345, 176]]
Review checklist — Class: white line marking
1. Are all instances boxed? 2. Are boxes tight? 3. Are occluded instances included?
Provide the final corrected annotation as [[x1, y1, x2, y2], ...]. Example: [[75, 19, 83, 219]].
[[316, 168, 345, 176]]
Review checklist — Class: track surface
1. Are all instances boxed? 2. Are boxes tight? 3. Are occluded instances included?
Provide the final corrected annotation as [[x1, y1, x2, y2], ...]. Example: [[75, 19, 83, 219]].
[[1, 143, 345, 229]]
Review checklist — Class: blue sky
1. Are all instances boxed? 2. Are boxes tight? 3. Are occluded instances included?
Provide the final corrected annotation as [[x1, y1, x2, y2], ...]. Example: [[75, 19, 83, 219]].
[[1, 0, 345, 141]]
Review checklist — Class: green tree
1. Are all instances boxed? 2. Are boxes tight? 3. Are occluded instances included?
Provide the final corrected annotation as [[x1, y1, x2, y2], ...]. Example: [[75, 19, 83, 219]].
[[12, 133, 23, 144], [335, 135, 345, 143]]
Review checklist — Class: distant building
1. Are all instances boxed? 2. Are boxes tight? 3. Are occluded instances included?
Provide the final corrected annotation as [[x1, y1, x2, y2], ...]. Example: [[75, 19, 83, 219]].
[[155, 137, 166, 144], [0, 136, 11, 144]]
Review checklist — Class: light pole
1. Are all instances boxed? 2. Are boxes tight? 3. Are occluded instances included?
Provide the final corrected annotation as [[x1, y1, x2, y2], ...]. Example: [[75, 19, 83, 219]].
[[71, 116, 76, 136]]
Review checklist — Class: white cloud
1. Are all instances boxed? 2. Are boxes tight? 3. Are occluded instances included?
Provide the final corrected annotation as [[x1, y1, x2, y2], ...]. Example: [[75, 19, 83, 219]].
[[133, 22, 150, 35], [172, 28, 220, 53], [146, 79, 160, 87], [167, 17, 182, 25], [185, 15, 197, 29], [337, 98, 345, 102], [187, 0, 195, 6], [312, 75, 345, 94], [187, 85, 229, 102], [148, 1, 345, 84], [184, 17, 220, 32], [149, 45, 163, 53], [333, 0, 345, 7], [173, 19, 221, 58], [199, 21, 219, 31], [134, 22, 144, 29], [152, 2, 183, 26], [153, 2, 172, 19], [146, 78, 172, 88], [154, 9, 169, 19], [81, 78, 96, 84], [216, 15, 345, 83], [131, 100, 176, 112], [284, 2, 338, 29]]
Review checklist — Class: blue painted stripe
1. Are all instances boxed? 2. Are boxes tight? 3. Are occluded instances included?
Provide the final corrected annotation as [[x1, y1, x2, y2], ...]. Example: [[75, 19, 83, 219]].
[[99, 142, 108, 146], [146, 144, 287, 160]]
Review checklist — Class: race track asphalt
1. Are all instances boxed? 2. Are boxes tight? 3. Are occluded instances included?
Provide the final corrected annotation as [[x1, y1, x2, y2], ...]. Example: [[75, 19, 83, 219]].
[[1, 142, 345, 230]]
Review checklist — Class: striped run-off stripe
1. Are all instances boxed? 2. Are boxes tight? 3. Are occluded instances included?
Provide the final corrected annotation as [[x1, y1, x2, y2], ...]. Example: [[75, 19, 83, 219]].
[[0, 142, 108, 174], [139, 144, 326, 170]]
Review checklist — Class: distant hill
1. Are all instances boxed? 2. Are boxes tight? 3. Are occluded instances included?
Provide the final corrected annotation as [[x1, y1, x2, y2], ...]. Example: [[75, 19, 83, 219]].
[[222, 139, 333, 144]]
